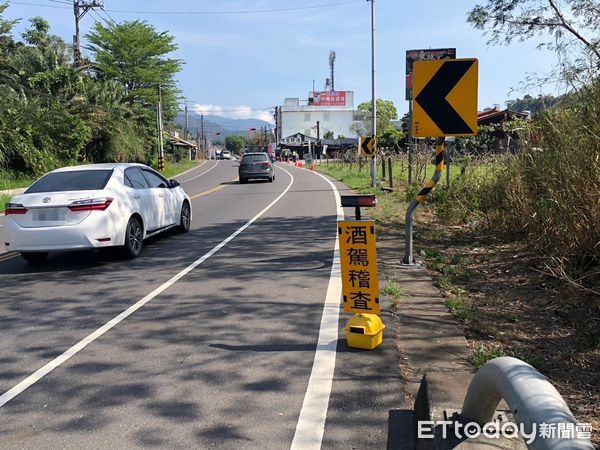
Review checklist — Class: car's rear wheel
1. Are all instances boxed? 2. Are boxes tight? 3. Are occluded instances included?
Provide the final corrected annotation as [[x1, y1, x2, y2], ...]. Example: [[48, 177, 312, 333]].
[[177, 201, 191, 233], [239, 178, 247, 184], [122, 216, 143, 259], [20, 252, 48, 264]]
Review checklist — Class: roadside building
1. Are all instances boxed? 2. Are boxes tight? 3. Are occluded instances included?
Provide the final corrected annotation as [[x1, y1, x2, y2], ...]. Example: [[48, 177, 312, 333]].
[[166, 132, 198, 160], [277, 91, 355, 141], [477, 107, 530, 153], [277, 90, 358, 158]]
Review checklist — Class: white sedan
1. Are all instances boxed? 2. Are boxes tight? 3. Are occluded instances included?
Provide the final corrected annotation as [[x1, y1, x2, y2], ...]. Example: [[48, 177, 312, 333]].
[[4, 163, 192, 263]]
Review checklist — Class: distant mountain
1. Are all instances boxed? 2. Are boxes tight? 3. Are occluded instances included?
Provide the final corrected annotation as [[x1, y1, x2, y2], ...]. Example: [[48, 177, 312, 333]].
[[174, 112, 273, 138], [204, 115, 273, 131]]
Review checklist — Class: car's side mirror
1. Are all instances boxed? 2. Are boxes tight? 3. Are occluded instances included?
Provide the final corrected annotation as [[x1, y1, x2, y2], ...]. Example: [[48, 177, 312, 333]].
[[170, 179, 180, 188]]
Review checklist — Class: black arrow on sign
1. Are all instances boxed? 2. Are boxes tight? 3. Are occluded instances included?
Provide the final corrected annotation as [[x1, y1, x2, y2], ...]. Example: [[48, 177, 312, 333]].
[[361, 137, 373, 154], [415, 60, 475, 134]]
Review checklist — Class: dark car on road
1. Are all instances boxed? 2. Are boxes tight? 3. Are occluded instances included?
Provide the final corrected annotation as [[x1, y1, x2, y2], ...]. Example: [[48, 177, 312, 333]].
[[238, 153, 275, 184]]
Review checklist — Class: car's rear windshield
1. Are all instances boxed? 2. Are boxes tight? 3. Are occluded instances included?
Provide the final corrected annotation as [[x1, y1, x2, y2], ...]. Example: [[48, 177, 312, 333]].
[[26, 170, 113, 193], [242, 154, 267, 163]]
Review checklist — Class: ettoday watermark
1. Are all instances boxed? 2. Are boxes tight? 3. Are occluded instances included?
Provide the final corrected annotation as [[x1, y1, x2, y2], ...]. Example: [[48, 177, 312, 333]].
[[417, 418, 592, 444]]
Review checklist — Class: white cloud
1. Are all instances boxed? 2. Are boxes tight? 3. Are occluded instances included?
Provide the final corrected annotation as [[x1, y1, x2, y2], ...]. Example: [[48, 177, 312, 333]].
[[192, 104, 274, 123]]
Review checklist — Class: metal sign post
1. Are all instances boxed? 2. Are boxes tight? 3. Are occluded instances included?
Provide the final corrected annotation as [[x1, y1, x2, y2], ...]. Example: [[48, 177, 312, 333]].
[[405, 48, 456, 185], [402, 57, 478, 265], [403, 137, 445, 265]]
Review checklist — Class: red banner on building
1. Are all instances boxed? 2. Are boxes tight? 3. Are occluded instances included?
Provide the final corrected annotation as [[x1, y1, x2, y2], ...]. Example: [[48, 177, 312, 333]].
[[311, 91, 347, 106]]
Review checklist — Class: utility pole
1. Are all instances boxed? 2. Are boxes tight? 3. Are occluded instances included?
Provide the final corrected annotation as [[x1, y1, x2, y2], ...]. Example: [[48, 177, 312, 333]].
[[316, 120, 320, 159], [73, 0, 104, 67], [184, 105, 189, 141], [369, 0, 377, 188], [329, 50, 336, 91], [200, 113, 206, 159], [197, 126, 200, 160], [156, 86, 165, 171], [274, 106, 279, 147]]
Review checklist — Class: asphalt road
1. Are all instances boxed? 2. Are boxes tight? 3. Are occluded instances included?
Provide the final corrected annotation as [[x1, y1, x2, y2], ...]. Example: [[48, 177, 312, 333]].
[[0, 160, 400, 449]]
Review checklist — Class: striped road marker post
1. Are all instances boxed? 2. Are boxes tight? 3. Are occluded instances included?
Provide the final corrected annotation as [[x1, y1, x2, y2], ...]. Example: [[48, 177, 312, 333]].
[[402, 137, 445, 265]]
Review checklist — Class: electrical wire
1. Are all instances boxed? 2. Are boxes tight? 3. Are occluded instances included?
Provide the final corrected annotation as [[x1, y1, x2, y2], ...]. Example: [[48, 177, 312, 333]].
[[100, 7, 116, 23], [183, 105, 276, 113], [10, 0, 363, 15], [104, 1, 363, 15], [90, 8, 110, 26], [10, 1, 70, 9]]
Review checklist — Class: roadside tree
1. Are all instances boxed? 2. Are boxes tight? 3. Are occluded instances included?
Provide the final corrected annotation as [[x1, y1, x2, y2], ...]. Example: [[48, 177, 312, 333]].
[[86, 20, 182, 119], [356, 99, 398, 137], [468, 0, 600, 85], [225, 135, 246, 155]]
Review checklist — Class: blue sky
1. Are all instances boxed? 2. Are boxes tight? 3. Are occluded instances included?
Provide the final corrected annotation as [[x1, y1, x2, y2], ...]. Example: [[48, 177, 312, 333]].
[[4, 0, 560, 123]]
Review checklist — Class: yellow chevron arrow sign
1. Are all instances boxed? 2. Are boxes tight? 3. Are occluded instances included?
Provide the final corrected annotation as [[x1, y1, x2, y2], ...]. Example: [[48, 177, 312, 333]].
[[412, 58, 478, 138]]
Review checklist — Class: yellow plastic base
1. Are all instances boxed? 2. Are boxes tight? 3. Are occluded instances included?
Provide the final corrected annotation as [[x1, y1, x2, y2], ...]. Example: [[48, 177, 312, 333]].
[[344, 313, 385, 350], [345, 330, 383, 350]]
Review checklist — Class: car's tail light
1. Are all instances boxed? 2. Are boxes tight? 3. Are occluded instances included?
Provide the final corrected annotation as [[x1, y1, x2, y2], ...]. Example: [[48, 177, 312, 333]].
[[261, 162, 272, 168], [68, 197, 113, 212], [5, 203, 28, 215]]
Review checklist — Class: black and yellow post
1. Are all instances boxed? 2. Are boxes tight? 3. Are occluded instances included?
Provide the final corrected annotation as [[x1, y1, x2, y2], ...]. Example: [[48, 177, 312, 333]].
[[402, 137, 445, 264], [402, 57, 478, 263]]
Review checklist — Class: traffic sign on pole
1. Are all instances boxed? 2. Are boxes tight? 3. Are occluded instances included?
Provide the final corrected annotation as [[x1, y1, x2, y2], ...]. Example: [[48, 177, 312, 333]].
[[412, 58, 478, 137], [405, 48, 456, 101], [339, 220, 380, 315], [359, 136, 376, 156]]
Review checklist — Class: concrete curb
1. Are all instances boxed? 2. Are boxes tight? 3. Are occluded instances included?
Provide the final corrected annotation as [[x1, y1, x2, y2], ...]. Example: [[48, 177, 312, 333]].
[[0, 188, 26, 196]]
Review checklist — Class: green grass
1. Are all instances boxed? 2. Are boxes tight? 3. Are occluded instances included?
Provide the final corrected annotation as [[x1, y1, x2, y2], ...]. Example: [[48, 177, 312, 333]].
[[469, 344, 533, 369], [381, 279, 403, 298], [0, 172, 36, 191], [421, 248, 471, 278], [381, 279, 404, 310], [445, 297, 472, 320], [1, 193, 10, 209], [436, 275, 467, 295], [318, 162, 377, 193], [159, 160, 200, 179]]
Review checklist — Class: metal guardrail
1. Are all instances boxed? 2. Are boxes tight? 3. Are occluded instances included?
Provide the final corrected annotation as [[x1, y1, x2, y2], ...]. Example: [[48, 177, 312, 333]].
[[461, 357, 594, 450]]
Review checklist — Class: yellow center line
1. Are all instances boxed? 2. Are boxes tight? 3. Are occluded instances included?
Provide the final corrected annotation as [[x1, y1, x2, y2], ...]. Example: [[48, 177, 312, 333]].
[[189, 177, 238, 200]]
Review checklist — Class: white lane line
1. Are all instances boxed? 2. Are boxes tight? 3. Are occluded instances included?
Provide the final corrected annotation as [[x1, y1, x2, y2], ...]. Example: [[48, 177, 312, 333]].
[[179, 160, 220, 183], [173, 159, 208, 178], [291, 168, 344, 450], [0, 168, 296, 408]]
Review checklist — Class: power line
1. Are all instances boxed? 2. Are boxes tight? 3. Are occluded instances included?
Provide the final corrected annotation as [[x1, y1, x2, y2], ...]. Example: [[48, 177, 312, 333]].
[[10, 1, 69, 9], [105, 1, 362, 15], [100, 7, 116, 23], [90, 8, 110, 26], [10, 0, 362, 15], [185, 106, 276, 113]]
